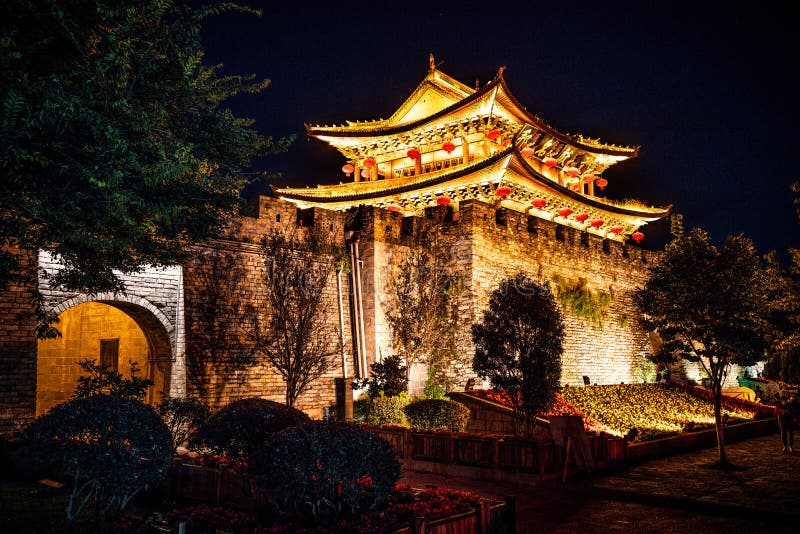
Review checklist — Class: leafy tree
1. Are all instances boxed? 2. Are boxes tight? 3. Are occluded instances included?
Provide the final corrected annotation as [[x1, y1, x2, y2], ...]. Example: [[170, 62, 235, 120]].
[[383, 220, 463, 387], [633, 228, 773, 467], [471, 273, 565, 436], [353, 353, 409, 398], [0, 0, 293, 335], [240, 226, 344, 406], [22, 394, 173, 528], [72, 358, 154, 401]]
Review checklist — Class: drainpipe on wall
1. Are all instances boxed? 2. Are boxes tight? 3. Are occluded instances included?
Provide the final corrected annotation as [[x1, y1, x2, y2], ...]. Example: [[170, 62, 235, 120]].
[[347, 235, 368, 378], [335, 268, 348, 378]]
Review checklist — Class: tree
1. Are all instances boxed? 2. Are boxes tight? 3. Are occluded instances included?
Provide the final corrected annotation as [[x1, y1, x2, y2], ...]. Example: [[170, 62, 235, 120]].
[[0, 0, 293, 334], [471, 273, 565, 436], [633, 228, 773, 467], [240, 225, 345, 406], [22, 394, 173, 528], [383, 220, 463, 388], [72, 358, 153, 401]]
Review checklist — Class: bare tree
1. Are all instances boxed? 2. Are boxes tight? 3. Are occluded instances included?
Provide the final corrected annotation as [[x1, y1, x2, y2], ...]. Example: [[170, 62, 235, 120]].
[[241, 225, 345, 406], [383, 219, 463, 388]]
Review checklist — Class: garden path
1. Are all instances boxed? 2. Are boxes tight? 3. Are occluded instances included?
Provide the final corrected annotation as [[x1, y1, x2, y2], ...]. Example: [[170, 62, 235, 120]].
[[400, 431, 799, 532]]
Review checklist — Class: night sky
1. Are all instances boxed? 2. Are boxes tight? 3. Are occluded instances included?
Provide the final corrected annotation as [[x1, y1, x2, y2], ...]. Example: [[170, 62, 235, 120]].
[[198, 1, 799, 255]]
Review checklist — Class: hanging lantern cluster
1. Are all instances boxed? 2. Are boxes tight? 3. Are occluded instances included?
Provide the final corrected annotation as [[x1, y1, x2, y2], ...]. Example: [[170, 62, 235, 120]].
[[495, 186, 512, 197], [407, 148, 420, 159], [542, 157, 558, 168], [486, 129, 502, 141], [342, 164, 354, 177], [632, 231, 645, 243], [595, 178, 608, 190]]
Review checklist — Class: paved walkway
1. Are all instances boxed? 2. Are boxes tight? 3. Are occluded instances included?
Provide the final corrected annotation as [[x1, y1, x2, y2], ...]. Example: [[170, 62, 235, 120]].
[[400, 431, 799, 533]]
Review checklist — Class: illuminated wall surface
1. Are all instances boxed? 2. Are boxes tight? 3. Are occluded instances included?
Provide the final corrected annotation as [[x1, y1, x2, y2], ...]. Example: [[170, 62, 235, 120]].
[[36, 302, 167, 415]]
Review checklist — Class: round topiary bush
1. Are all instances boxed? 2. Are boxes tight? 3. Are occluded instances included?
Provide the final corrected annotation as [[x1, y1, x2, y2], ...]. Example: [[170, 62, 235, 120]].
[[22, 394, 173, 521], [402, 399, 471, 432], [188, 397, 310, 460], [354, 392, 410, 426], [248, 421, 401, 522]]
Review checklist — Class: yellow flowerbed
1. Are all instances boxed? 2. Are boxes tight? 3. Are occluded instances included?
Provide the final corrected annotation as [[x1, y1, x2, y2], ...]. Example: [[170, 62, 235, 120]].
[[560, 383, 752, 441]]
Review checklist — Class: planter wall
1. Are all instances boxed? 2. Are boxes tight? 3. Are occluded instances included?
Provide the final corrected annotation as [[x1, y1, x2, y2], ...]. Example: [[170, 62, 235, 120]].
[[387, 497, 515, 534]]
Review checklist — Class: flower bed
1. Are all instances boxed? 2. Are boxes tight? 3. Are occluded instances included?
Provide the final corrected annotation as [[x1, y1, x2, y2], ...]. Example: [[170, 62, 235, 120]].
[[464, 389, 609, 435], [560, 383, 755, 441], [678, 384, 774, 418], [162, 482, 509, 534]]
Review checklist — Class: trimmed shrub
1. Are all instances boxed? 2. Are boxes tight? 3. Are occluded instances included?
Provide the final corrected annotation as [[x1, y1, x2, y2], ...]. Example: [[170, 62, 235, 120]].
[[354, 392, 411, 426], [403, 399, 470, 432], [248, 421, 401, 522], [156, 395, 210, 449], [188, 397, 310, 460], [22, 394, 173, 522]]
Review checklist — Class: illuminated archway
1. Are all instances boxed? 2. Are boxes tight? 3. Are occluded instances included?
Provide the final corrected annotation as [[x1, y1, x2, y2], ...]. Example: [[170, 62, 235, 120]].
[[37, 294, 174, 415]]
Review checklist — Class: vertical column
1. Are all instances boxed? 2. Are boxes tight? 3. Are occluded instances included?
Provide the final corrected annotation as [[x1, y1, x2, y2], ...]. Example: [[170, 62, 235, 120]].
[[354, 163, 361, 183], [414, 154, 422, 176], [460, 136, 470, 163]]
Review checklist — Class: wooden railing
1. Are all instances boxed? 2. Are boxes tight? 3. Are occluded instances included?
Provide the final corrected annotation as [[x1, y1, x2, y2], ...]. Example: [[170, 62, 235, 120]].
[[370, 427, 628, 480]]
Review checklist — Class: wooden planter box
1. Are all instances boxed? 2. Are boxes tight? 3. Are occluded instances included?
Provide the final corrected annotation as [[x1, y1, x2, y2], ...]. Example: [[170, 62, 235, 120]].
[[388, 497, 515, 534], [171, 463, 253, 510], [452, 436, 496, 468]]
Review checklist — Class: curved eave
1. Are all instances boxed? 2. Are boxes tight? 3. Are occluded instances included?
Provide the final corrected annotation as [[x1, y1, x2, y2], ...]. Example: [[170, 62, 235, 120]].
[[306, 69, 636, 159], [274, 148, 514, 203], [274, 146, 670, 221], [305, 72, 505, 138], [509, 149, 670, 219], [495, 77, 638, 158]]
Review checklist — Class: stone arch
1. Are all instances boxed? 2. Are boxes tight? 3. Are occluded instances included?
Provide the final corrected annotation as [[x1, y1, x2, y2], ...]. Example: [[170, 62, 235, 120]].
[[37, 293, 176, 412], [50, 293, 175, 362]]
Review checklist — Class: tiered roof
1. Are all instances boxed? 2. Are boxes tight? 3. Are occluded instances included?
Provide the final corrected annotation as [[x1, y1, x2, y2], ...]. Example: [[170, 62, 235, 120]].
[[274, 56, 670, 242]]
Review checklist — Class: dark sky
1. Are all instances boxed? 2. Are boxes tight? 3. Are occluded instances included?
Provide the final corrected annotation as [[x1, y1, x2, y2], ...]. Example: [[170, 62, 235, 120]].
[[198, 1, 799, 255]]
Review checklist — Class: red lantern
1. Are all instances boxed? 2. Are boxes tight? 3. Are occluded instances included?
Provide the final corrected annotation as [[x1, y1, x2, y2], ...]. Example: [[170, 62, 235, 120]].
[[502, 139, 512, 147], [575, 213, 589, 223], [542, 157, 558, 168], [609, 226, 623, 234], [486, 129, 501, 141], [581, 173, 596, 183], [557, 208, 573, 217], [442, 141, 456, 153], [363, 158, 376, 167], [436, 196, 451, 206], [521, 147, 535, 158], [631, 231, 645, 243], [590, 219, 604, 228], [407, 148, 420, 159], [532, 198, 547, 208], [360, 169, 370, 179], [342, 164, 354, 176], [495, 186, 512, 197], [595, 178, 608, 190], [564, 166, 579, 177], [387, 204, 402, 213]]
